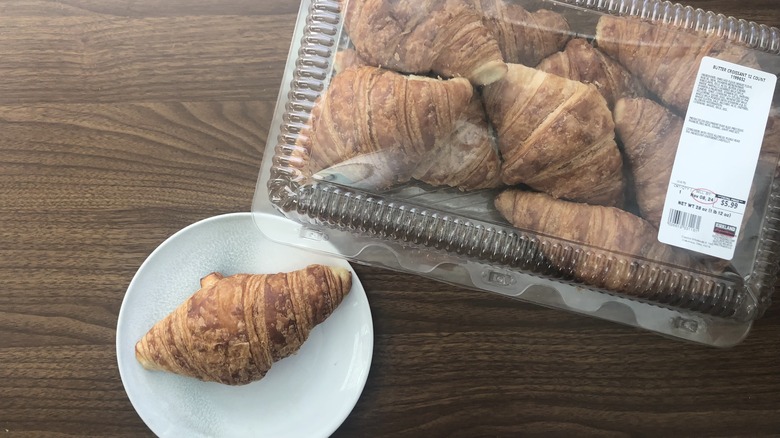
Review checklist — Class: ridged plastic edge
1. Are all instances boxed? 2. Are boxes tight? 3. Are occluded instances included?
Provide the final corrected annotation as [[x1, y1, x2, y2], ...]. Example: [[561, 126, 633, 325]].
[[748, 178, 780, 317], [267, 0, 342, 211], [559, 0, 780, 54], [293, 184, 749, 319]]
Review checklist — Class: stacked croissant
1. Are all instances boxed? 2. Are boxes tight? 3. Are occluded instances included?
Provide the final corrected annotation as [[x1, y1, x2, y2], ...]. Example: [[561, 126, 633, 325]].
[[299, 0, 770, 295]]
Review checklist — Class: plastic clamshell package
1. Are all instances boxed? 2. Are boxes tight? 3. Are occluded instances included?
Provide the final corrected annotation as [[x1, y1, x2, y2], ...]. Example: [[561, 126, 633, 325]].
[[253, 0, 780, 347]]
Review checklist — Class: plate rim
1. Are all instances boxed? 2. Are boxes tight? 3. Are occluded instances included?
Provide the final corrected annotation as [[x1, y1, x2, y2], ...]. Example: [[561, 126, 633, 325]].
[[115, 211, 373, 437]]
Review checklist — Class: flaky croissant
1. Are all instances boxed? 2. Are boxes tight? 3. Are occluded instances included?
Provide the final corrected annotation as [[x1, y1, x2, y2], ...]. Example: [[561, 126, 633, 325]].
[[494, 189, 698, 295], [537, 38, 647, 109], [616, 98, 779, 230], [303, 66, 502, 191], [135, 265, 352, 385], [482, 63, 625, 207], [412, 98, 502, 190], [616, 99, 780, 274], [614, 97, 683, 229], [596, 15, 760, 114], [342, 0, 507, 85], [469, 0, 570, 66], [333, 48, 367, 74]]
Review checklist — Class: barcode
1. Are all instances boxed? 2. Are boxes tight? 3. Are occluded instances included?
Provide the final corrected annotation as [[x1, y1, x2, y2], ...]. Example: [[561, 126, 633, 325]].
[[667, 209, 702, 232]]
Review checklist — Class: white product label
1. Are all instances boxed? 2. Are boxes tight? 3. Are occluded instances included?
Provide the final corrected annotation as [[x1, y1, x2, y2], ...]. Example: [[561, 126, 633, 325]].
[[658, 57, 777, 260]]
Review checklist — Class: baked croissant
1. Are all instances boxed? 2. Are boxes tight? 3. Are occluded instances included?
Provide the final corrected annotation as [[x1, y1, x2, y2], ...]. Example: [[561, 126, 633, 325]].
[[412, 98, 502, 190], [616, 99, 780, 274], [333, 48, 367, 74], [135, 265, 352, 385], [494, 189, 698, 295], [469, 0, 570, 66], [596, 15, 760, 114], [303, 66, 502, 191], [482, 63, 625, 207], [614, 97, 683, 229], [537, 38, 647, 109], [342, 0, 507, 85], [616, 97, 779, 230]]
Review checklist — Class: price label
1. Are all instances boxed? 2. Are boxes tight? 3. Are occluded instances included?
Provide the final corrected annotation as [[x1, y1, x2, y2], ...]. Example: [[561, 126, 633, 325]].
[[658, 57, 777, 260]]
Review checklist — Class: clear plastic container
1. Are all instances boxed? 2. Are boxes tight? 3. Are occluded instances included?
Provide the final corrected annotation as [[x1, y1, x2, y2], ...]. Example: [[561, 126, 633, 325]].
[[252, 0, 780, 347]]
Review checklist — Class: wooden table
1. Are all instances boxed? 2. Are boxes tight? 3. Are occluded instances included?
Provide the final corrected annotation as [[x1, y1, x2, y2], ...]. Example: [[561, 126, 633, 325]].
[[1, 1, 779, 436]]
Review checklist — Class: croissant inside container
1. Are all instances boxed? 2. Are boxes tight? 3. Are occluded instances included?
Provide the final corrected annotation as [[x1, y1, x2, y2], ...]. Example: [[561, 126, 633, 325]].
[[258, 0, 780, 345]]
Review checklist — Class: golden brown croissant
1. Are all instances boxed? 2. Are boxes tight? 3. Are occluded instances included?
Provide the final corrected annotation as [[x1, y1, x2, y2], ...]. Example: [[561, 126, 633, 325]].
[[734, 114, 780, 266], [596, 15, 760, 114], [135, 265, 352, 385], [614, 97, 682, 229], [333, 48, 368, 74], [468, 0, 570, 66], [616, 98, 779, 225], [482, 63, 625, 207], [537, 38, 647, 109], [761, 114, 780, 173], [616, 99, 780, 274], [303, 66, 502, 191], [494, 189, 698, 294], [342, 0, 507, 85], [412, 98, 502, 190]]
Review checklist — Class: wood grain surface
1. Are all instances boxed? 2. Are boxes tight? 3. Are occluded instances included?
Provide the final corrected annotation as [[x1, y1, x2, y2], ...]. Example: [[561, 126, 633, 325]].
[[0, 0, 779, 436]]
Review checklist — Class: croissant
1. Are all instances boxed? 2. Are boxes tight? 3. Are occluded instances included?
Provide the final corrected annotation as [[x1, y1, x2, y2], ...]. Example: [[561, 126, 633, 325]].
[[342, 0, 507, 85], [412, 98, 502, 190], [616, 97, 779, 227], [333, 48, 368, 74], [735, 113, 780, 264], [303, 66, 502, 191], [759, 114, 780, 183], [614, 97, 682, 229], [482, 63, 625, 207], [468, 0, 570, 66], [494, 189, 698, 294], [135, 265, 352, 385], [616, 99, 780, 275], [596, 15, 760, 114], [537, 38, 647, 109]]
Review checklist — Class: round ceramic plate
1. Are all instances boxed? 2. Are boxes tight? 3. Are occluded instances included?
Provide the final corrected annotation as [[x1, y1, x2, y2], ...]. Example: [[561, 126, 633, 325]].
[[116, 212, 373, 438]]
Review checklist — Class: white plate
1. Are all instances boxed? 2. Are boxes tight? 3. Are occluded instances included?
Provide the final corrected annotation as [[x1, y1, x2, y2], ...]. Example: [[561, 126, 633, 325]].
[[116, 212, 373, 438]]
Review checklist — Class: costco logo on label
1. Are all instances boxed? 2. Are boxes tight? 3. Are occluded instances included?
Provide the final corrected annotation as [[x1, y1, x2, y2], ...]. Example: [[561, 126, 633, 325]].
[[714, 222, 737, 238]]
